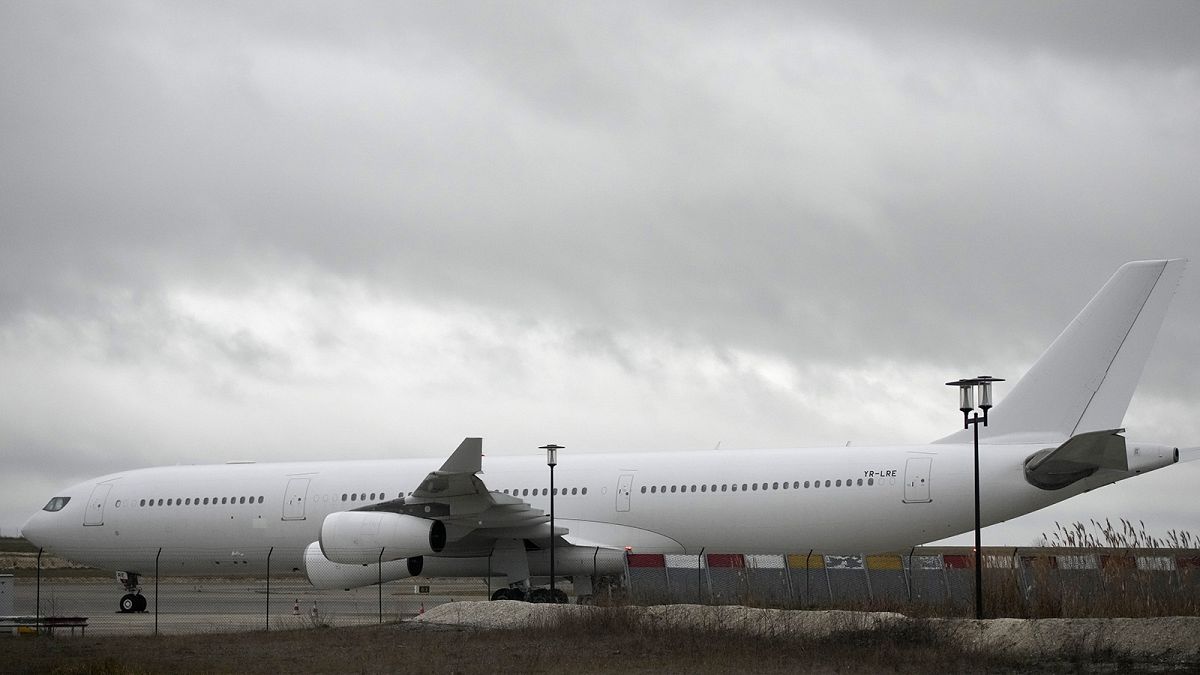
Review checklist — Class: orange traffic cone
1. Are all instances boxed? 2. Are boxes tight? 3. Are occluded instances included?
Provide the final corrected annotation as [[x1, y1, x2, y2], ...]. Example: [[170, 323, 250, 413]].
[[293, 599, 300, 616]]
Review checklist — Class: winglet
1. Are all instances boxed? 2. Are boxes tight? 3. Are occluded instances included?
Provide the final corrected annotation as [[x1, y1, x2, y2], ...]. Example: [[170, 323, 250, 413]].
[[438, 437, 482, 474]]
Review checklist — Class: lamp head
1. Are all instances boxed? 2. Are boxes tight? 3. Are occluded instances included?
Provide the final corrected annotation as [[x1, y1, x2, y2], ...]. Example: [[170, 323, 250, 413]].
[[540, 444, 562, 467]]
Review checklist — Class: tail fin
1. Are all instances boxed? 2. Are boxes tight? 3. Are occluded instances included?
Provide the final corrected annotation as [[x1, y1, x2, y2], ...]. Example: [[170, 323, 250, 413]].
[[936, 259, 1186, 444]]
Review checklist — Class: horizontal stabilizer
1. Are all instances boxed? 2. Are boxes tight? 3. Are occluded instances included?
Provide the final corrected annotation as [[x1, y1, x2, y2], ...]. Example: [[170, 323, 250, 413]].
[[1024, 429, 1126, 490]]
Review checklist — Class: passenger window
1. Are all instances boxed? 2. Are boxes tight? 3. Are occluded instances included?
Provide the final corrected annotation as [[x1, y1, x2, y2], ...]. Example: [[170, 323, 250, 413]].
[[772, 482, 779, 490], [741, 483, 748, 491], [581, 487, 588, 495], [868, 478, 874, 486], [139, 499, 146, 507], [751, 483, 758, 491], [700, 485, 707, 492], [670, 486, 676, 493], [857, 479, 863, 486]]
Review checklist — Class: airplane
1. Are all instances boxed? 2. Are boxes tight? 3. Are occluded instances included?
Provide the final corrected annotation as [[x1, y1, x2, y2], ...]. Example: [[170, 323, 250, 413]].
[[21, 259, 1196, 611]]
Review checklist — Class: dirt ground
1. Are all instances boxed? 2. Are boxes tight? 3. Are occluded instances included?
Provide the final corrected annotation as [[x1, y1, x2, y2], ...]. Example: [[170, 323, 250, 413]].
[[8, 602, 1200, 674]]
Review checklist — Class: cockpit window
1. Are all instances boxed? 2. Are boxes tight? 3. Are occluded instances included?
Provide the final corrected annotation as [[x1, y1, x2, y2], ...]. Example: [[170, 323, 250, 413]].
[[42, 496, 71, 512]]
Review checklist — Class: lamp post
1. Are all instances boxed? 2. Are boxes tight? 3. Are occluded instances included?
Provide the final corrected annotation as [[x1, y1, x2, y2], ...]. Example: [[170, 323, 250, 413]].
[[540, 443, 562, 603], [946, 375, 1004, 621]]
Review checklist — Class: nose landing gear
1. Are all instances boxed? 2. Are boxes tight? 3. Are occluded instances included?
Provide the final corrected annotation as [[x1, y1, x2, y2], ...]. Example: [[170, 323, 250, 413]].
[[116, 571, 147, 613]]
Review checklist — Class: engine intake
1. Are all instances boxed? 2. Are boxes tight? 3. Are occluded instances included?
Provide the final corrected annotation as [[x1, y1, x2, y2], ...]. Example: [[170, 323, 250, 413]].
[[319, 511, 446, 564]]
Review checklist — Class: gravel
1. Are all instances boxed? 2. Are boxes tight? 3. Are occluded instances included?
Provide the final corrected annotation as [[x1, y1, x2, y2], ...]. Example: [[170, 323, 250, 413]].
[[413, 601, 1200, 665]]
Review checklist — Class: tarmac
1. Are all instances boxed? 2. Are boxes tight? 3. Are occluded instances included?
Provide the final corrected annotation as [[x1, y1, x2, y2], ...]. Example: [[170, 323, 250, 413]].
[[6, 576, 485, 635]]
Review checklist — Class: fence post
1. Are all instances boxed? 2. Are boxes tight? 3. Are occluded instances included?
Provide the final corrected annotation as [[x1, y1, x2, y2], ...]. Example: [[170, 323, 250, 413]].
[[378, 548, 385, 624], [154, 548, 161, 636], [697, 548, 705, 604], [35, 548, 42, 635], [905, 546, 916, 604], [266, 547, 273, 632]]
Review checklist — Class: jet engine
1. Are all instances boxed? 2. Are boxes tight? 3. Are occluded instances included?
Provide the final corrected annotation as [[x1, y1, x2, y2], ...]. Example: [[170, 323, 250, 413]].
[[319, 511, 446, 564], [304, 541, 423, 589]]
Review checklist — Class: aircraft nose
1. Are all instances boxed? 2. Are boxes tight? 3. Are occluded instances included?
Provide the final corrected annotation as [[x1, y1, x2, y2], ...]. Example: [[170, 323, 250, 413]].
[[21, 512, 48, 549]]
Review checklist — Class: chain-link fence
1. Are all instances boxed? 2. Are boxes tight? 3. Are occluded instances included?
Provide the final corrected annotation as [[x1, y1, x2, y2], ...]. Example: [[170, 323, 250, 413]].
[[5, 545, 1199, 635], [2, 545, 489, 636]]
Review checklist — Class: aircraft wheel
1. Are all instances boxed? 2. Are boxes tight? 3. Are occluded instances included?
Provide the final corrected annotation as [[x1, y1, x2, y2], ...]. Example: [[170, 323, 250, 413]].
[[134, 594, 148, 612], [490, 588, 509, 601], [119, 594, 137, 613], [508, 588, 526, 602], [552, 588, 569, 604], [528, 588, 550, 603]]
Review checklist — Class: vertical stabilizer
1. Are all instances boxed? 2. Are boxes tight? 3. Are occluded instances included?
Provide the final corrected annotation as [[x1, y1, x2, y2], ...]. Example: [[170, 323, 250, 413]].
[[937, 259, 1186, 444]]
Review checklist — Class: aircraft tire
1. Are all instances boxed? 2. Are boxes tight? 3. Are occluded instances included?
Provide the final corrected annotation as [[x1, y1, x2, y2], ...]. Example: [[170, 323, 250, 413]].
[[134, 594, 147, 612], [551, 588, 568, 604], [120, 594, 137, 613]]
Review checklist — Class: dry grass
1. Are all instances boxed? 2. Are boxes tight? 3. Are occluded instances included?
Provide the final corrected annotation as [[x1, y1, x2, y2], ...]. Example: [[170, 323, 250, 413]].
[[6, 611, 1041, 675]]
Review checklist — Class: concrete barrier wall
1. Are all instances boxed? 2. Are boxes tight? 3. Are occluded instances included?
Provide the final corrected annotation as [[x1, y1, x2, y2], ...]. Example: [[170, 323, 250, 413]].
[[624, 548, 1200, 613]]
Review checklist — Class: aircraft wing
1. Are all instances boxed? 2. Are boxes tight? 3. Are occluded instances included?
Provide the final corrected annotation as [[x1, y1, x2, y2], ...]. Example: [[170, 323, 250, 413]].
[[353, 437, 560, 540]]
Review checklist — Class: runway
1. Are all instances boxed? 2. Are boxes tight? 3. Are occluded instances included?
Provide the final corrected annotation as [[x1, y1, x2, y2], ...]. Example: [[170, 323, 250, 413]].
[[8, 575, 489, 635]]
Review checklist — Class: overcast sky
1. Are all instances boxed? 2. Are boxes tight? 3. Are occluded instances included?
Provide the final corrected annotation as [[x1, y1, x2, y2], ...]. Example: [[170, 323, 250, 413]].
[[2, 2, 1198, 546]]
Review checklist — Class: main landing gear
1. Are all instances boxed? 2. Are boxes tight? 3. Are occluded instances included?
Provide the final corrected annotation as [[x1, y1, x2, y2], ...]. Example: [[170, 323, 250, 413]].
[[117, 571, 147, 613], [489, 586, 568, 603]]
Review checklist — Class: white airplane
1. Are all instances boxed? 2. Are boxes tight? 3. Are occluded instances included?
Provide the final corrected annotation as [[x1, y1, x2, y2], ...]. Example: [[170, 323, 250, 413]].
[[21, 260, 1196, 611]]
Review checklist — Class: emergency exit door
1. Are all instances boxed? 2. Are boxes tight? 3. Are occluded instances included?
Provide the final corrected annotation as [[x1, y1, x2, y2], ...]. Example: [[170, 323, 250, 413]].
[[282, 478, 311, 521], [902, 457, 932, 503], [616, 474, 634, 512], [83, 483, 113, 526]]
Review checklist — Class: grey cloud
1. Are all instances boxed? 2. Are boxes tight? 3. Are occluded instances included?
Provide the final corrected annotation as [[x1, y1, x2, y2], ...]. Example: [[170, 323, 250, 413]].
[[2, 2, 1199, 533]]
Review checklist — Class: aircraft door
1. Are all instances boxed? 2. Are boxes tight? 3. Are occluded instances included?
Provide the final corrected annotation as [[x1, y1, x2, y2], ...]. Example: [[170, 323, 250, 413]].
[[616, 474, 634, 512], [83, 483, 113, 526], [282, 478, 311, 521], [902, 457, 932, 503]]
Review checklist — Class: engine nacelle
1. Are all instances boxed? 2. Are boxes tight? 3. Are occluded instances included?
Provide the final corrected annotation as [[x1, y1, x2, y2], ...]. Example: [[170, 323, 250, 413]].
[[303, 541, 422, 589], [319, 511, 446, 564]]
